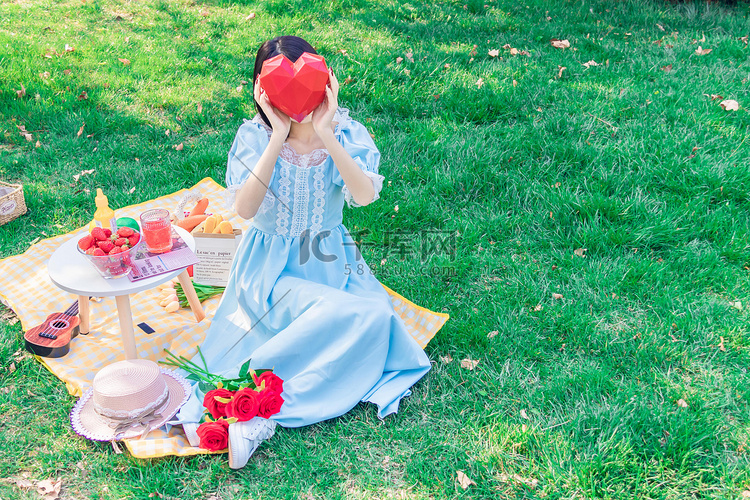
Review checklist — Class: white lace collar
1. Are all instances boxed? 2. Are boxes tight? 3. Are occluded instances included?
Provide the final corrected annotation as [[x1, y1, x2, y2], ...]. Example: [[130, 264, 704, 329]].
[[248, 107, 353, 167], [249, 106, 353, 137]]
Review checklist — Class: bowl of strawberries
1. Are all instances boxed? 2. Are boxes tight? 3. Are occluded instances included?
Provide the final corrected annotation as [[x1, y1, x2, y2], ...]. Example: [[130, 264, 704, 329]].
[[77, 226, 141, 279]]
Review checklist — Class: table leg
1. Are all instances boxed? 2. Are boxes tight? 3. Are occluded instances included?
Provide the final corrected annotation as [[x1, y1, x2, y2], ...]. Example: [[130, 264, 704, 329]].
[[78, 295, 89, 335], [115, 294, 138, 359], [178, 270, 206, 322]]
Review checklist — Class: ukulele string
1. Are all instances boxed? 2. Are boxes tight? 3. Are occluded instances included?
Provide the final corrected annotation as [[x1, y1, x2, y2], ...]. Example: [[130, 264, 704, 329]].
[[37, 301, 80, 339]]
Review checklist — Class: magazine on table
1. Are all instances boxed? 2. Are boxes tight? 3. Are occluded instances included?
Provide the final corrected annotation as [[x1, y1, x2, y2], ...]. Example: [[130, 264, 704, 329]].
[[128, 229, 199, 281]]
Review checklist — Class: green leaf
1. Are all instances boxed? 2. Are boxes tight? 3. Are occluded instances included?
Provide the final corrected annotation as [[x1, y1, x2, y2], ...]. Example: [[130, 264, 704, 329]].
[[198, 381, 215, 393], [238, 359, 251, 379]]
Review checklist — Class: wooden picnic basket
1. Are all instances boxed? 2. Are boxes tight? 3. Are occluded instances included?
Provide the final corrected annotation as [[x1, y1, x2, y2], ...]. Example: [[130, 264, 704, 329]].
[[0, 181, 27, 225]]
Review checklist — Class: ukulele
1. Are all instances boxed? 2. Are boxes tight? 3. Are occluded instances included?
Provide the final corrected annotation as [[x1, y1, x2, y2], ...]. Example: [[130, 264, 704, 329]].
[[24, 301, 83, 358]]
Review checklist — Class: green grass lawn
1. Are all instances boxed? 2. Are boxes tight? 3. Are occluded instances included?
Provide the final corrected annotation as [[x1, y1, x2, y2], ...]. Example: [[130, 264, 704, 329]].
[[2, 0, 750, 498]]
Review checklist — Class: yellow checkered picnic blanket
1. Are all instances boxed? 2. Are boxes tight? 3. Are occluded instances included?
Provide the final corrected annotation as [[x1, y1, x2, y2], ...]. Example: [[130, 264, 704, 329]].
[[0, 177, 449, 458]]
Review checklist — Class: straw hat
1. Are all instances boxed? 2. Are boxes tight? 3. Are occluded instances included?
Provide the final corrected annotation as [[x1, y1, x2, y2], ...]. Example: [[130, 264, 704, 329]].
[[70, 359, 190, 442]]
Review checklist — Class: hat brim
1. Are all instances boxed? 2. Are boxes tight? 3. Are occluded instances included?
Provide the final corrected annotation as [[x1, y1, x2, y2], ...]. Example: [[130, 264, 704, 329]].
[[71, 366, 191, 442]]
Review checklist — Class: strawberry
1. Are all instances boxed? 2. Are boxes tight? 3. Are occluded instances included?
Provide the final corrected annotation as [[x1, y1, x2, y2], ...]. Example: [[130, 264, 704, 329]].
[[78, 235, 94, 251], [114, 237, 128, 247], [117, 227, 134, 237], [128, 233, 140, 246], [91, 227, 107, 241], [103, 228, 112, 238], [93, 248, 106, 256], [98, 240, 115, 253], [109, 246, 124, 255], [85, 247, 97, 255]]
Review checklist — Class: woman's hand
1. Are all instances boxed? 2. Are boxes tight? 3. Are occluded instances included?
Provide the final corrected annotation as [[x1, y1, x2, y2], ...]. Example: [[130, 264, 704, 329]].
[[311, 69, 339, 137], [254, 79, 291, 138]]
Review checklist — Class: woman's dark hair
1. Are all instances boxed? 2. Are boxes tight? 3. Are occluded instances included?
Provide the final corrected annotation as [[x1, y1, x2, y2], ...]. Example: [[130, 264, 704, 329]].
[[253, 36, 317, 128]]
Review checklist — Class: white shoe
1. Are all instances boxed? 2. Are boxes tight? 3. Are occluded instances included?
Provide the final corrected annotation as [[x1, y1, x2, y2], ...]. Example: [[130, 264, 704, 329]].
[[228, 417, 277, 469], [182, 422, 200, 447]]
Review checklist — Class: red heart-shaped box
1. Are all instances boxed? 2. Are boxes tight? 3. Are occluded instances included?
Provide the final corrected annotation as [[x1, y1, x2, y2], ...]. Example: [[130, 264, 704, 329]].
[[258, 53, 329, 122]]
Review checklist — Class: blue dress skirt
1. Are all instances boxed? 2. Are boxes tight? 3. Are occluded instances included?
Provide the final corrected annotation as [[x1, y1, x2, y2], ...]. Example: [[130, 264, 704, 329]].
[[172, 109, 432, 428]]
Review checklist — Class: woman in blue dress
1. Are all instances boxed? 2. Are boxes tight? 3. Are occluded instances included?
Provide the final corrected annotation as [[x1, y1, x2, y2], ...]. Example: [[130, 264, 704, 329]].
[[173, 36, 432, 468]]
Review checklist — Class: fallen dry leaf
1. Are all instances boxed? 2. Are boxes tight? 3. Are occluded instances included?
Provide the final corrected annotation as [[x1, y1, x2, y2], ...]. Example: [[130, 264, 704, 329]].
[[16, 84, 26, 99], [77, 90, 88, 101], [118, 58, 131, 65], [573, 247, 587, 257], [512, 79, 518, 87], [37, 478, 62, 500], [533, 304, 542, 311], [487, 330, 498, 339], [460, 358, 479, 370], [488, 49, 500, 57], [475, 78, 484, 88], [16, 124, 33, 142], [557, 66, 566, 78], [63, 69, 71, 75], [395, 56, 403, 64], [731, 300, 743, 311], [720, 99, 739, 111], [12, 477, 34, 489], [551, 39, 570, 49], [661, 64, 672, 72], [73, 169, 95, 183], [77, 123, 85, 138], [174, 143, 184, 151], [35, 140, 41, 148], [510, 47, 519, 55], [520, 409, 529, 420], [552, 293, 564, 300], [456, 471, 476, 490], [695, 46, 712, 55], [521, 423, 528, 432], [439, 354, 453, 364], [503, 44, 512, 50], [197, 102, 203, 114], [507, 474, 538, 489], [719, 336, 726, 352], [40, 71, 50, 79], [741, 36, 748, 45], [582, 60, 599, 68], [677, 398, 688, 408], [64, 44, 74, 53], [405, 51, 414, 63], [657, 23, 665, 31], [245, 12, 255, 21]]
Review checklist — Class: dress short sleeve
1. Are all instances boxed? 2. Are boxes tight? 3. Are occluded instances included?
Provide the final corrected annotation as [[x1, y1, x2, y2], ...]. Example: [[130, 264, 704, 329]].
[[222, 117, 272, 211], [332, 110, 385, 208]]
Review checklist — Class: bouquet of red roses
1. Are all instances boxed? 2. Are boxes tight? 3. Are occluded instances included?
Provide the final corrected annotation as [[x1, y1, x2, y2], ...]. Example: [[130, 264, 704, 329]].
[[164, 348, 284, 451]]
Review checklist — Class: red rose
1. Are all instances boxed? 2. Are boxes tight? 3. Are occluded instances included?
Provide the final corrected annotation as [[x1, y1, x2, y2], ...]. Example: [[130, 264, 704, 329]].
[[256, 388, 284, 418], [227, 387, 260, 421], [253, 371, 284, 395], [203, 388, 234, 419], [196, 419, 229, 451]]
